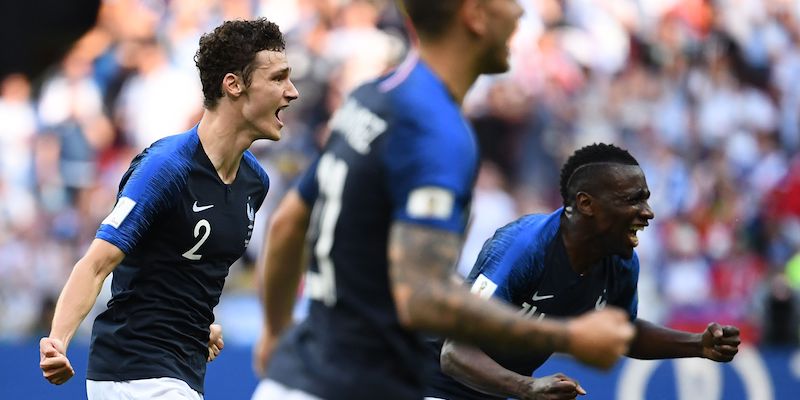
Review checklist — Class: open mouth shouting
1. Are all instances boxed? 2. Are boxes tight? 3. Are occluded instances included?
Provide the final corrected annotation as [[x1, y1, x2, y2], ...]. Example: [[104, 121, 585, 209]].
[[628, 224, 647, 247], [275, 105, 289, 127]]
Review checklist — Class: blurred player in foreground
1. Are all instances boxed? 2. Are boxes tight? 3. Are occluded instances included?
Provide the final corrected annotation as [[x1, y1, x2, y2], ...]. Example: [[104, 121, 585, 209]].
[[251, 1, 635, 399], [425, 143, 741, 400], [39, 18, 298, 399]]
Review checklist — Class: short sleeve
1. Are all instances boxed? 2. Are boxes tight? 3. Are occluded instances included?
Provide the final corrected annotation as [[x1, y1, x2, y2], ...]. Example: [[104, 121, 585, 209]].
[[464, 219, 545, 305], [96, 141, 192, 254], [296, 157, 320, 206], [382, 111, 477, 233]]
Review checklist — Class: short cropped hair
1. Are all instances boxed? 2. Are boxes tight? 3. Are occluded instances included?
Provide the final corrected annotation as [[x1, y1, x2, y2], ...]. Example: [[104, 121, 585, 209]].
[[194, 18, 285, 109], [400, 0, 463, 40], [559, 143, 639, 205]]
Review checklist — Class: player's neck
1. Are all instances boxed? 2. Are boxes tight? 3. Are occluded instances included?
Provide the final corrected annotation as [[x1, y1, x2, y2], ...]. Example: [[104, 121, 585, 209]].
[[418, 40, 481, 105], [561, 217, 605, 275], [197, 110, 251, 184]]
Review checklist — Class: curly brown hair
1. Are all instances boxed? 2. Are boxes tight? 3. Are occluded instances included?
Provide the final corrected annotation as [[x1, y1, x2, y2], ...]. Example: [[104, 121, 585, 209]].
[[194, 18, 285, 109]]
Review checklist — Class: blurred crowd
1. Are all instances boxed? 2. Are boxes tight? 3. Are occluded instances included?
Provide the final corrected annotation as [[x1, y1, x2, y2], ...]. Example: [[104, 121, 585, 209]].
[[2, 0, 800, 347]]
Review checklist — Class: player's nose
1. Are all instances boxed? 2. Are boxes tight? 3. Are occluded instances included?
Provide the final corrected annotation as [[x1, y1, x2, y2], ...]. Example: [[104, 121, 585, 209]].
[[285, 79, 299, 102], [641, 201, 654, 221]]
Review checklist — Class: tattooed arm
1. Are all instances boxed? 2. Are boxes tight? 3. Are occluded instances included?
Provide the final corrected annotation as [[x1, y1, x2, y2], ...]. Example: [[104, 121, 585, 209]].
[[389, 222, 635, 369]]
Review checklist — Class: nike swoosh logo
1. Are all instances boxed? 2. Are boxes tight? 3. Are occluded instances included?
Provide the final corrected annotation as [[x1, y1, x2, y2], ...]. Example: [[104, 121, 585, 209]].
[[531, 291, 554, 302], [192, 201, 214, 212]]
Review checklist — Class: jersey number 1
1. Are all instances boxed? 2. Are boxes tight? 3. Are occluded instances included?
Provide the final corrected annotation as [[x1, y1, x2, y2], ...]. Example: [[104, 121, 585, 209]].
[[306, 154, 347, 306]]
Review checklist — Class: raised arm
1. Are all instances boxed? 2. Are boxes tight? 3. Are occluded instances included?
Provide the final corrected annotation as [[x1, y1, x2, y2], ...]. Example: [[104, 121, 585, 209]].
[[388, 222, 635, 369], [628, 319, 740, 361], [253, 190, 311, 376], [40, 239, 124, 385]]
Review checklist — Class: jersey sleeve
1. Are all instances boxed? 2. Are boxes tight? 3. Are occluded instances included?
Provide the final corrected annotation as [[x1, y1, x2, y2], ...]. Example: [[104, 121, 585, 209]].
[[295, 157, 320, 206], [382, 111, 477, 233], [464, 220, 543, 305], [613, 252, 640, 320], [96, 144, 191, 254]]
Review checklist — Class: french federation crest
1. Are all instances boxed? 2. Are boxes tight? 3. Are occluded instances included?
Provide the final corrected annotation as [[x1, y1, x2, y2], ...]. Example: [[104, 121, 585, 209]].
[[245, 197, 255, 246]]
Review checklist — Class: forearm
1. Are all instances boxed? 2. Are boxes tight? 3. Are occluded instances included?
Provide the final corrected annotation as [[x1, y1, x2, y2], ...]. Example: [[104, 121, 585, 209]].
[[389, 223, 569, 355], [262, 243, 304, 334], [49, 259, 109, 348], [406, 278, 567, 354], [627, 319, 702, 359], [260, 191, 309, 335], [441, 339, 530, 398]]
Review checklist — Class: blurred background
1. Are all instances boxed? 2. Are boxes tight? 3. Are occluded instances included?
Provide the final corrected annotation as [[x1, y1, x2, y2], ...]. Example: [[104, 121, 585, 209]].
[[2, 0, 800, 398]]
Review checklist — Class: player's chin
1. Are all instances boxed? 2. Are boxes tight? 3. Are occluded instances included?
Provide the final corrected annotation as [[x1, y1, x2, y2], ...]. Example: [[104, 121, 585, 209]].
[[480, 47, 511, 74], [496, 46, 512, 70], [484, 58, 510, 75]]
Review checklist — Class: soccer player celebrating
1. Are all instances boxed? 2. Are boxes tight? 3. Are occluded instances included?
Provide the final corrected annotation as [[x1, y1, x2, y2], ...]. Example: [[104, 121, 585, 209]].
[[251, 2, 635, 400], [424, 143, 741, 400], [38, 19, 299, 399]]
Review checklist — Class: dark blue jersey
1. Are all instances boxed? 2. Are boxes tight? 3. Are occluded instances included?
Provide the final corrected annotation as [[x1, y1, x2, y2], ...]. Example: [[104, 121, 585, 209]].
[[267, 54, 478, 400], [88, 126, 269, 393], [425, 208, 639, 400]]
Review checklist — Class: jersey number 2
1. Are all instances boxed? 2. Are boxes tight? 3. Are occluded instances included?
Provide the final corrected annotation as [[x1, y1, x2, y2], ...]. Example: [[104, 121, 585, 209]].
[[183, 219, 211, 260], [307, 154, 347, 306]]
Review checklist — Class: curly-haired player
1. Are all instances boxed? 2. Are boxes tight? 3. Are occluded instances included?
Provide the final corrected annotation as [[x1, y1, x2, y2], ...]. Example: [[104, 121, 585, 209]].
[[39, 18, 298, 399]]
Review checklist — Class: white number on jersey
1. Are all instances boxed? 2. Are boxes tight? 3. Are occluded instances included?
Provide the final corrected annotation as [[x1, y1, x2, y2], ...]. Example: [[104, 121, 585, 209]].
[[182, 219, 211, 260], [306, 154, 348, 306]]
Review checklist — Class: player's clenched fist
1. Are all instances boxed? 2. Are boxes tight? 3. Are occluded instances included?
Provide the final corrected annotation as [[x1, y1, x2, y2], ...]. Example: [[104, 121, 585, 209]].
[[701, 322, 740, 362], [565, 308, 635, 370], [39, 337, 74, 385], [208, 323, 224, 362]]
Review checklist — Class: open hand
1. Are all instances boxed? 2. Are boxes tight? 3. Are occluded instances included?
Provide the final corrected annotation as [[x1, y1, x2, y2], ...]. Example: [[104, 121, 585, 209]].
[[701, 322, 740, 362], [39, 337, 74, 385]]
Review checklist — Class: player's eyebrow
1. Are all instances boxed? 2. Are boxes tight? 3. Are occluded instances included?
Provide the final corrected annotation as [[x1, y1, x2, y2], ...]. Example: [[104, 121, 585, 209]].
[[260, 66, 291, 80], [622, 188, 649, 200], [253, 64, 291, 74]]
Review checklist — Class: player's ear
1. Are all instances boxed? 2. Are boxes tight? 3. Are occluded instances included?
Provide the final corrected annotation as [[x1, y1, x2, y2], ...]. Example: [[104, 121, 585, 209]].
[[222, 72, 244, 98], [461, 0, 488, 36], [575, 192, 593, 216]]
